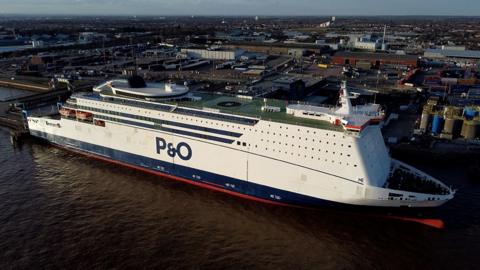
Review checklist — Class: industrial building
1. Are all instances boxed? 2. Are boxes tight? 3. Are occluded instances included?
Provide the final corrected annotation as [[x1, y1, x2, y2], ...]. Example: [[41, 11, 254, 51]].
[[332, 51, 418, 69], [424, 49, 480, 61], [78, 32, 107, 44], [180, 48, 244, 60], [223, 43, 323, 56], [353, 40, 381, 51]]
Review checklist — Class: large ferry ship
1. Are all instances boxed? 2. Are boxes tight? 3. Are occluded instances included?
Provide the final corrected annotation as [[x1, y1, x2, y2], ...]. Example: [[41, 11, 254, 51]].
[[27, 77, 455, 212]]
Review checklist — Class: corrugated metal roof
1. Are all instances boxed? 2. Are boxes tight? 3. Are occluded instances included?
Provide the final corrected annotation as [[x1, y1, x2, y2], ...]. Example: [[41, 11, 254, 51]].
[[333, 51, 418, 61], [424, 49, 480, 59]]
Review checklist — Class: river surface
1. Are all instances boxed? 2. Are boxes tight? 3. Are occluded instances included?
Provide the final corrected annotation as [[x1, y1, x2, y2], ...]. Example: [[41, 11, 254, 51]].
[[0, 93, 479, 269]]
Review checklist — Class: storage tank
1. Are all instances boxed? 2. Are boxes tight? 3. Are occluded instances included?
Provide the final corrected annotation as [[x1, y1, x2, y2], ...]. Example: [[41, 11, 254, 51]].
[[443, 117, 463, 137], [431, 114, 443, 134], [420, 113, 430, 131], [443, 117, 455, 134], [464, 107, 478, 120], [461, 120, 480, 140]]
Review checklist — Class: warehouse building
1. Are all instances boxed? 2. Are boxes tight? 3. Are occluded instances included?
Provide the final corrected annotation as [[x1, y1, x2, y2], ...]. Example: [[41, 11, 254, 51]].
[[424, 49, 480, 60], [332, 51, 418, 69], [180, 48, 244, 60], [223, 43, 323, 56]]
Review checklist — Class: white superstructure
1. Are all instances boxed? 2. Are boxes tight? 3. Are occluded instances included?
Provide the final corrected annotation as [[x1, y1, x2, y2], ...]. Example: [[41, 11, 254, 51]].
[[27, 79, 455, 209]]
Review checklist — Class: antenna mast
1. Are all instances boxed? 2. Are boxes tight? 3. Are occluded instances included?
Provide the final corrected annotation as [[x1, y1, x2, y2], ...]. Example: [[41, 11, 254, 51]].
[[382, 25, 387, 50]]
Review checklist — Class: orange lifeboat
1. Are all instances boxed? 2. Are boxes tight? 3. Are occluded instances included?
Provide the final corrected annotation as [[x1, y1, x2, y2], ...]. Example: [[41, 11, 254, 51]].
[[59, 108, 76, 117], [94, 119, 105, 127], [76, 111, 93, 121]]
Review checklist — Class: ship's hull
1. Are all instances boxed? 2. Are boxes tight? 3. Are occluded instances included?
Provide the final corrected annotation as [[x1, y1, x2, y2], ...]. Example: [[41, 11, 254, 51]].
[[28, 128, 445, 219], [30, 129, 342, 208]]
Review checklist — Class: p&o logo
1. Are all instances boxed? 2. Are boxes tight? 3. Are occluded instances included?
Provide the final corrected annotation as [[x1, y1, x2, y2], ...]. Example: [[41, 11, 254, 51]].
[[156, 137, 192, 160]]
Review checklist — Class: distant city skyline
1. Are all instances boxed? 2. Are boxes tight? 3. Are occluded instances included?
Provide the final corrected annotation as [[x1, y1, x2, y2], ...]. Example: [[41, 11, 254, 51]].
[[0, 0, 479, 16]]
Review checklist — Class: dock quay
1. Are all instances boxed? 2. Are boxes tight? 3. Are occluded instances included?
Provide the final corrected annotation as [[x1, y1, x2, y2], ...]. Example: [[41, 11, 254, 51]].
[[0, 76, 51, 93], [0, 79, 90, 139], [1, 89, 72, 135]]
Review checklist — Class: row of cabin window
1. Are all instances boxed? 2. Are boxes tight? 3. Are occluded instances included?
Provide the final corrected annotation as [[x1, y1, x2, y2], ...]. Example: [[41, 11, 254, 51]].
[[233, 141, 357, 166], [263, 147, 358, 167], [260, 138, 352, 148], [78, 104, 237, 129], [237, 141, 352, 159], [260, 144, 352, 158]]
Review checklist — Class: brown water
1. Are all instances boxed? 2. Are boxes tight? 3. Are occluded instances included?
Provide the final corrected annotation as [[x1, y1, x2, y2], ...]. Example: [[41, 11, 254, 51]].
[[1, 127, 479, 269]]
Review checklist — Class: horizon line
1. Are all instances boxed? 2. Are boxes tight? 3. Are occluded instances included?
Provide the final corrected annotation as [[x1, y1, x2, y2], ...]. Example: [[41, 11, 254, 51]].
[[1, 13, 480, 18]]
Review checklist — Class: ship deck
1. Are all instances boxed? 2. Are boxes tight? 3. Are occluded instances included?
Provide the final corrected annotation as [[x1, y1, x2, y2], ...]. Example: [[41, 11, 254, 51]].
[[168, 93, 342, 131], [91, 87, 343, 131]]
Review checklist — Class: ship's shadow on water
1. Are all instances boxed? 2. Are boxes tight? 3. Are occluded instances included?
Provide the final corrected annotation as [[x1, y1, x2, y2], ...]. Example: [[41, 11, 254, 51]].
[[1, 133, 479, 270]]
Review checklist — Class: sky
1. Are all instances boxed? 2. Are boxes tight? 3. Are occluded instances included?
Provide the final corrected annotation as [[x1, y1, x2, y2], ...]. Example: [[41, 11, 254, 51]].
[[0, 0, 479, 16]]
